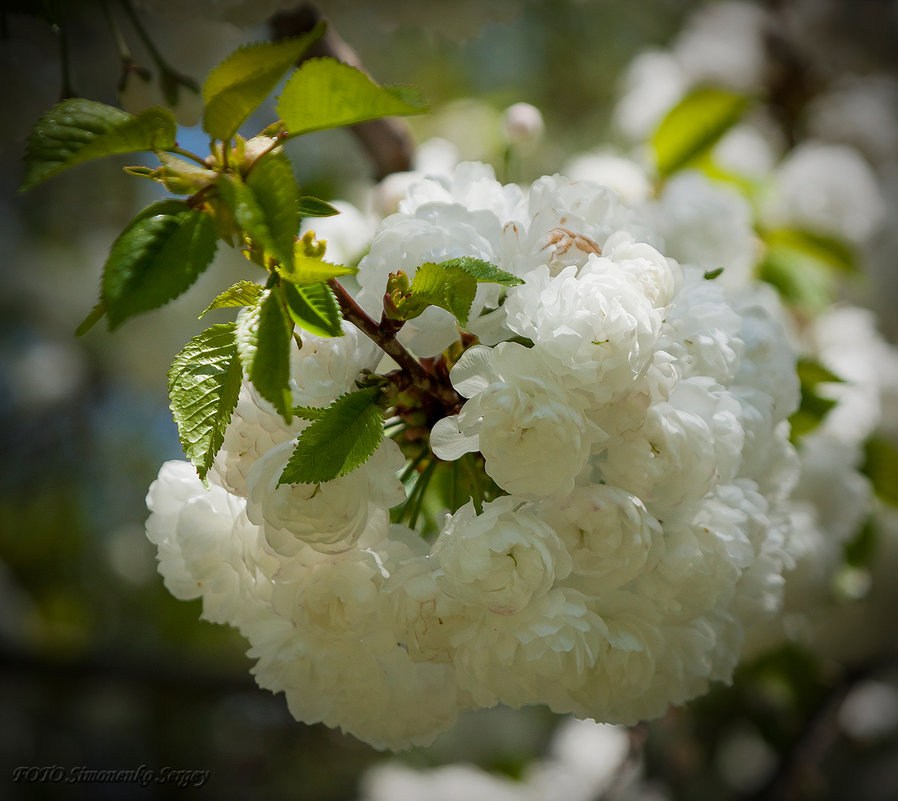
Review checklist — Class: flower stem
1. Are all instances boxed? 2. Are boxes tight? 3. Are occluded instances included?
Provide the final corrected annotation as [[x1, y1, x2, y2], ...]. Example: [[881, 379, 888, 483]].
[[407, 459, 438, 529], [399, 446, 430, 484], [448, 461, 458, 512], [462, 453, 484, 514]]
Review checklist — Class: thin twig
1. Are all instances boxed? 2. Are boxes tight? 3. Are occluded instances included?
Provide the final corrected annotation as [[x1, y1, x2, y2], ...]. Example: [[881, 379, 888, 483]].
[[407, 458, 438, 528], [328, 279, 461, 410], [56, 11, 75, 99]]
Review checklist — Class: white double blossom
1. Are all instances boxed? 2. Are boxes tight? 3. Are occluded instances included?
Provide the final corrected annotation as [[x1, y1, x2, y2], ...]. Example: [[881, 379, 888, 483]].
[[146, 162, 801, 749], [432, 497, 571, 615], [582, 156, 898, 661]]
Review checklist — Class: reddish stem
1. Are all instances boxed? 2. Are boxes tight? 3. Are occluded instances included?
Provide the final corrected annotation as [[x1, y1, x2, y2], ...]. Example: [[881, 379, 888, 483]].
[[327, 280, 461, 411]]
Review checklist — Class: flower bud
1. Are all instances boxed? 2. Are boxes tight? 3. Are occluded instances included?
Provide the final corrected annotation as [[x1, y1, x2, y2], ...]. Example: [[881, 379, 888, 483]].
[[503, 102, 545, 146]]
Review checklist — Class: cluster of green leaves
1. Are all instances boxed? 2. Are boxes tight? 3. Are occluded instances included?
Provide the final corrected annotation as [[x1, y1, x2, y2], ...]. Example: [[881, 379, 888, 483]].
[[19, 26, 429, 485], [20, 30, 525, 504]]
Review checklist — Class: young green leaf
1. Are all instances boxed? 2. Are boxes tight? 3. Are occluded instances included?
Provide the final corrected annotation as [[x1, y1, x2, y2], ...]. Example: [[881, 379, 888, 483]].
[[278, 58, 427, 137], [788, 358, 843, 442], [279, 252, 357, 285], [21, 99, 177, 191], [282, 281, 343, 337], [391, 257, 523, 326], [199, 280, 264, 318], [201, 25, 325, 141], [245, 150, 298, 270], [651, 87, 750, 177], [400, 261, 477, 324], [102, 200, 218, 330], [439, 257, 524, 286], [217, 174, 293, 269], [278, 387, 385, 484], [168, 322, 242, 481], [297, 196, 340, 217], [862, 435, 898, 507], [156, 151, 218, 194], [236, 289, 293, 421]]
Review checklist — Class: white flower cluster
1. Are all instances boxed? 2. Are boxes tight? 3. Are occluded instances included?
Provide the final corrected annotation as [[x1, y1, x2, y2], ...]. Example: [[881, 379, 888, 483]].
[[146, 163, 800, 749], [564, 157, 898, 658]]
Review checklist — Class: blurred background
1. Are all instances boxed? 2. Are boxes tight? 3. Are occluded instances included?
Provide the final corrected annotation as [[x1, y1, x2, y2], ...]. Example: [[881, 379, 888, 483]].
[[2, 0, 898, 798]]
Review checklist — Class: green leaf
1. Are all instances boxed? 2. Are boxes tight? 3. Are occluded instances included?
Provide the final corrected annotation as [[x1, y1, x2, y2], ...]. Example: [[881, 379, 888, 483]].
[[862, 436, 898, 507], [763, 228, 858, 274], [199, 281, 264, 318], [651, 87, 750, 177], [843, 517, 877, 568], [278, 387, 385, 484], [201, 25, 325, 141], [282, 281, 343, 337], [102, 200, 218, 330], [279, 251, 357, 285], [391, 257, 523, 326], [291, 405, 328, 421], [246, 150, 299, 270], [758, 225, 858, 311], [402, 261, 477, 324], [439, 257, 525, 286], [298, 196, 340, 217], [789, 358, 843, 442], [236, 289, 293, 421], [795, 358, 844, 387], [758, 245, 835, 313], [168, 322, 242, 482], [789, 395, 838, 442], [75, 301, 105, 336], [21, 99, 177, 191], [278, 58, 427, 136], [217, 174, 293, 269]]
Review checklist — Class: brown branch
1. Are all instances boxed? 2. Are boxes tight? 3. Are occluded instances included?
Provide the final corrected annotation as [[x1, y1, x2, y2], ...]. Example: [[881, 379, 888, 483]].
[[269, 3, 416, 179], [328, 280, 461, 411]]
